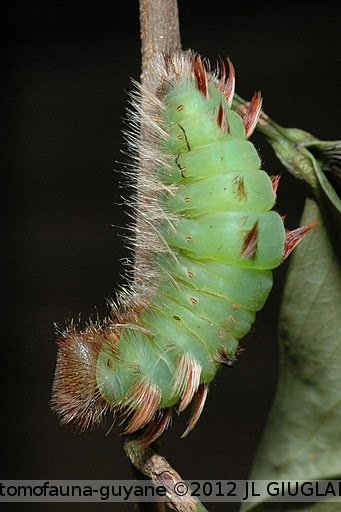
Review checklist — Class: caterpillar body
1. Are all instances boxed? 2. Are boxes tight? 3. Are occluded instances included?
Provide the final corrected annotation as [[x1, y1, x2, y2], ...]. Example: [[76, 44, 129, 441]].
[[52, 51, 315, 446]]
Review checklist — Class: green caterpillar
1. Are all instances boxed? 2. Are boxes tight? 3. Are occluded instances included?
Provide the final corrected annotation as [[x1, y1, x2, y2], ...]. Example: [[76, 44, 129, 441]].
[[52, 52, 315, 445]]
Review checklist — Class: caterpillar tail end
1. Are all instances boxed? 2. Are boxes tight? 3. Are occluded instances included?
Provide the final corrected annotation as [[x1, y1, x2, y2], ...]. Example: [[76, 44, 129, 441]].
[[51, 324, 120, 431]]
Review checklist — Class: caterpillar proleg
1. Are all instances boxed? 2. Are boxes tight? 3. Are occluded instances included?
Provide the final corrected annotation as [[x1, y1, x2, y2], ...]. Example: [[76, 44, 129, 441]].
[[52, 51, 316, 446]]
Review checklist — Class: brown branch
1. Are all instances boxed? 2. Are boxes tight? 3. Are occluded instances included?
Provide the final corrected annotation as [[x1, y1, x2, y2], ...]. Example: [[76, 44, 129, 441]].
[[133, 0, 182, 285], [139, 0, 181, 85], [124, 441, 209, 512]]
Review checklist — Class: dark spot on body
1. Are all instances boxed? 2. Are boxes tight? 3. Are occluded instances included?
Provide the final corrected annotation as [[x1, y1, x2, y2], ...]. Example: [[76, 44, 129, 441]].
[[178, 124, 191, 151], [232, 176, 247, 201], [241, 220, 259, 260], [175, 154, 187, 177]]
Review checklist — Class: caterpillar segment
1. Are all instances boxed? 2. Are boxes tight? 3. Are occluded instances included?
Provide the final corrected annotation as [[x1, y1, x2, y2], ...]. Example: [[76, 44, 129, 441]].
[[52, 52, 316, 446]]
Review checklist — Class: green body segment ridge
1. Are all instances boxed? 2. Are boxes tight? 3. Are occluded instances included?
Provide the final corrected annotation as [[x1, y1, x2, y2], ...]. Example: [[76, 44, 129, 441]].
[[96, 55, 287, 439]]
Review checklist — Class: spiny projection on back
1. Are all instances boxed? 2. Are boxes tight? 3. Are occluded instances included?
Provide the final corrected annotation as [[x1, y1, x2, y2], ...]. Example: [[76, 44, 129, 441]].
[[52, 51, 316, 447]]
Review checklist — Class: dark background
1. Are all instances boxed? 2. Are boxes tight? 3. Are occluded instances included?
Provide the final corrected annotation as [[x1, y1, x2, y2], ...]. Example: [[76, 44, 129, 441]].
[[2, 1, 340, 511]]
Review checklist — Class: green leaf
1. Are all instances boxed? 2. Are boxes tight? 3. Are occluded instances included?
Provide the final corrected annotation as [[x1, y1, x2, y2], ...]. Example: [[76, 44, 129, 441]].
[[242, 197, 341, 512]]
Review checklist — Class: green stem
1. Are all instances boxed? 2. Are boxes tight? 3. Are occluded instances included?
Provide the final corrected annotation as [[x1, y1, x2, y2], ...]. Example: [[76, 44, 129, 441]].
[[233, 93, 319, 189]]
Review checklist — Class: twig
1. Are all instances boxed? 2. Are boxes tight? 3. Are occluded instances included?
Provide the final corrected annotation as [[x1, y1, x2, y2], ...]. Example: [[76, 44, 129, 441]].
[[133, 0, 182, 279], [232, 93, 319, 189], [125, 441, 209, 512], [139, 0, 181, 85]]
